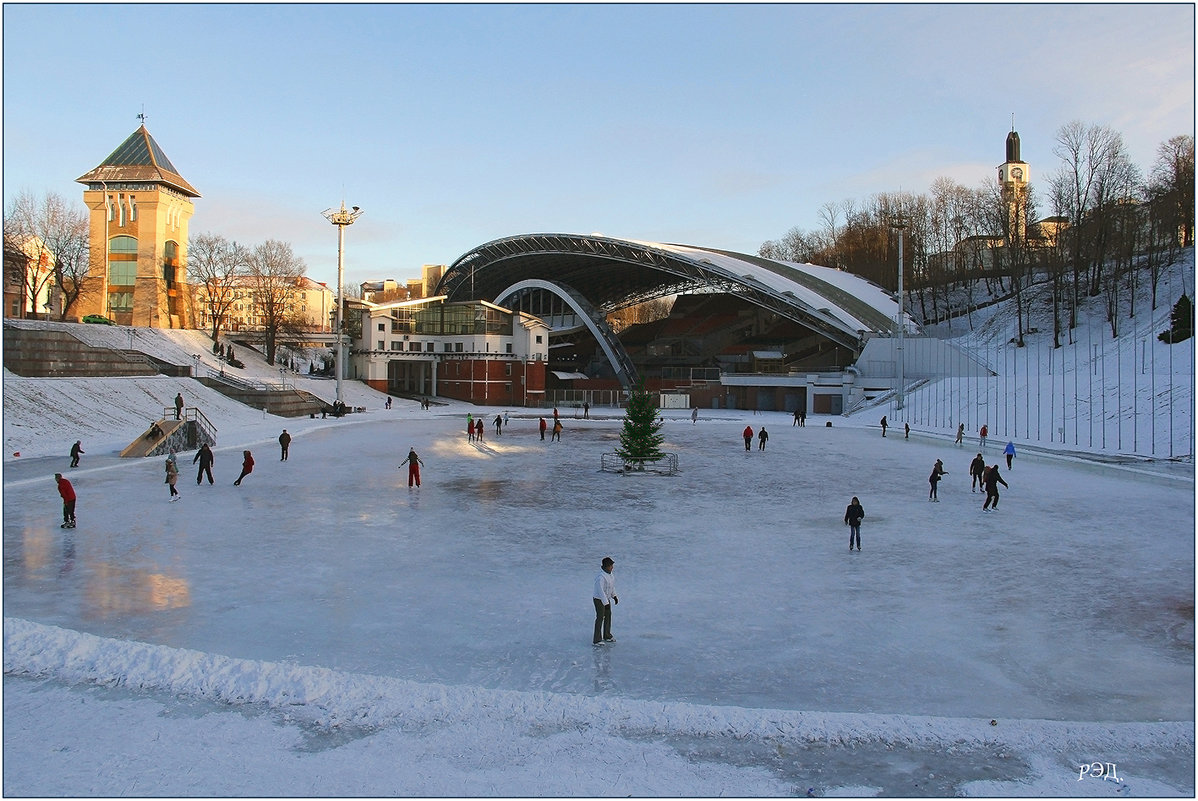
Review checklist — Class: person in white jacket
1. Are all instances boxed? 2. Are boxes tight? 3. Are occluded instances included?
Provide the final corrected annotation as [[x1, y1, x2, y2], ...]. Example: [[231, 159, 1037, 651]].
[[592, 557, 618, 645]]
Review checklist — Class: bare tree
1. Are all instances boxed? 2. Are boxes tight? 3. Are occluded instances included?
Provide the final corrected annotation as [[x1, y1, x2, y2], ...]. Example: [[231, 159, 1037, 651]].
[[1150, 134, 1195, 248], [246, 240, 307, 366], [188, 232, 247, 342], [4, 190, 88, 319]]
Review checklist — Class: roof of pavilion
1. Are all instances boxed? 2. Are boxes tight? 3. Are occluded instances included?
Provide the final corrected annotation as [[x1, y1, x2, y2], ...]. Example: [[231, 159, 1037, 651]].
[[76, 125, 200, 197], [437, 233, 914, 349]]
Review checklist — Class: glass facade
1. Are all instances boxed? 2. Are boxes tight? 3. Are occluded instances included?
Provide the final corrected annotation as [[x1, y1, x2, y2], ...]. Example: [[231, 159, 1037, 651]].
[[387, 302, 513, 336]]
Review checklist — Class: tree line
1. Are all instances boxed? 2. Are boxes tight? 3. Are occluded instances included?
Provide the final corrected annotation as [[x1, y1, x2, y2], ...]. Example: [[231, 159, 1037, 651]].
[[2, 191, 315, 366], [759, 123, 1194, 347]]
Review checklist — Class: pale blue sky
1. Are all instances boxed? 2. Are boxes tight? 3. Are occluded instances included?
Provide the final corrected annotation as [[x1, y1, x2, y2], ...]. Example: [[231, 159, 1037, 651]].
[[3, 3, 1193, 288]]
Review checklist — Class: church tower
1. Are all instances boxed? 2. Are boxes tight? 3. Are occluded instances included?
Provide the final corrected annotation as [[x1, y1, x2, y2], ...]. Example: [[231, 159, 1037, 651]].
[[997, 128, 1030, 243], [76, 124, 200, 328]]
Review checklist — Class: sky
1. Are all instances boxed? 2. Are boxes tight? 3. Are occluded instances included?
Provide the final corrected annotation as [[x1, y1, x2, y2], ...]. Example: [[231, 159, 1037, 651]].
[[2, 3, 1194, 291]]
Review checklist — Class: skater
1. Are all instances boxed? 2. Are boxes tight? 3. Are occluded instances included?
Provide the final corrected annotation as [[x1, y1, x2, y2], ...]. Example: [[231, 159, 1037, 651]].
[[880, 415, 888, 437], [193, 443, 214, 484], [55, 473, 76, 528], [400, 447, 424, 488], [583, 402, 589, 419], [928, 459, 947, 501], [799, 408, 806, 426], [758, 426, 769, 450], [279, 429, 291, 461], [592, 556, 618, 645], [982, 463, 1008, 511], [69, 440, 84, 468], [793, 409, 801, 426], [475, 418, 485, 442], [691, 407, 698, 425], [743, 425, 753, 451], [979, 424, 988, 449], [969, 452, 986, 492], [174, 392, 184, 420], [539, 417, 548, 440], [494, 414, 503, 436], [844, 496, 864, 551], [385, 396, 392, 410], [1004, 441, 1016, 469], [165, 456, 180, 500], [904, 423, 910, 439], [551, 418, 563, 441], [955, 423, 965, 445], [233, 450, 254, 485], [467, 415, 475, 443]]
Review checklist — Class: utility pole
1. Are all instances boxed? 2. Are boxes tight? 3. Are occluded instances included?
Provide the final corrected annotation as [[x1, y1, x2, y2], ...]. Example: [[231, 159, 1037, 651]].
[[321, 201, 363, 404]]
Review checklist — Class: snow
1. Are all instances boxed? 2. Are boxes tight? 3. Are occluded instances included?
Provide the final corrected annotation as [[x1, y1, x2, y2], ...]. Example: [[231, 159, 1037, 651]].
[[3, 288, 1195, 796]]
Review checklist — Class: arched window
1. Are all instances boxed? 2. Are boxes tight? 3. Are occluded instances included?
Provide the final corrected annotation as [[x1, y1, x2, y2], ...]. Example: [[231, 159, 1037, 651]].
[[109, 236, 138, 286]]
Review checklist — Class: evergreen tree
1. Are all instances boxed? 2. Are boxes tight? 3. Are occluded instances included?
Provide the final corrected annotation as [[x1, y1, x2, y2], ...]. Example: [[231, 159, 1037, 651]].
[[1158, 294, 1194, 343], [615, 383, 665, 466]]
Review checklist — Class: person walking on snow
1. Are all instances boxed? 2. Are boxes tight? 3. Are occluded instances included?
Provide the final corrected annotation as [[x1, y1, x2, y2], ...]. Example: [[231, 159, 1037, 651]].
[[400, 447, 424, 487], [279, 429, 291, 461], [467, 415, 475, 443], [955, 423, 965, 445], [743, 425, 754, 451], [692, 407, 698, 425], [475, 418, 485, 442], [844, 496, 864, 551], [69, 440, 84, 468], [880, 415, 888, 437], [551, 418, 563, 441], [174, 393, 184, 420], [165, 456, 180, 500], [758, 427, 769, 450], [234, 450, 254, 486], [539, 417, 548, 440], [904, 422, 910, 439], [979, 424, 988, 449], [55, 473, 76, 528], [592, 556, 618, 645], [1004, 441, 1016, 469], [982, 463, 1008, 511], [928, 459, 947, 501], [494, 414, 503, 436], [193, 443, 214, 484], [793, 409, 801, 426], [969, 453, 986, 492]]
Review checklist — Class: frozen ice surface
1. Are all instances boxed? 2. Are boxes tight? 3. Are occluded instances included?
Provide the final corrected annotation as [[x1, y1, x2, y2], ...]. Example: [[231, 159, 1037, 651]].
[[4, 404, 1195, 795]]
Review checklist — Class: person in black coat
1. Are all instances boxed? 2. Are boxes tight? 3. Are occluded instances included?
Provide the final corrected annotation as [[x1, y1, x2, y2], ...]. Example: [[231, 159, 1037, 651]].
[[969, 453, 986, 492], [193, 443, 215, 484], [844, 496, 865, 551], [69, 440, 84, 468], [928, 459, 947, 501], [982, 464, 1009, 511]]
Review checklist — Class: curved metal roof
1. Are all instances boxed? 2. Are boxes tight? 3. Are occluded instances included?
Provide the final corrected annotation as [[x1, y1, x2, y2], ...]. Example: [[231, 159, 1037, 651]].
[[439, 233, 915, 350]]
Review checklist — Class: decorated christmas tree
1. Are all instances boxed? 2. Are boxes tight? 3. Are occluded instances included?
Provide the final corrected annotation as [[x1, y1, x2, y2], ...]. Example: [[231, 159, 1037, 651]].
[[615, 382, 665, 466]]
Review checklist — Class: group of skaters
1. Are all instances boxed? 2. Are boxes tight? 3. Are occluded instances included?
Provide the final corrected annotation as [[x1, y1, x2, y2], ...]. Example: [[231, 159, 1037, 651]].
[[742, 425, 769, 450], [465, 410, 564, 443]]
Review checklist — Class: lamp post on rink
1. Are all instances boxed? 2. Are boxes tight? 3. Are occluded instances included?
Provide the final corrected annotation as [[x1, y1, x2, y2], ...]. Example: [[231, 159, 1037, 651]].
[[321, 201, 363, 405], [891, 214, 907, 412]]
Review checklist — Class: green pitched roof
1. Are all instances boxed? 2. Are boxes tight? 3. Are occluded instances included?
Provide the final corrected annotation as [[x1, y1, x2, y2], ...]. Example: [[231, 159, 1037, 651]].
[[76, 125, 200, 197]]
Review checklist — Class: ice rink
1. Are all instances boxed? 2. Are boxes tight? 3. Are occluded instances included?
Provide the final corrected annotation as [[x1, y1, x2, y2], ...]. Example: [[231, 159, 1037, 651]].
[[6, 409, 1192, 730]]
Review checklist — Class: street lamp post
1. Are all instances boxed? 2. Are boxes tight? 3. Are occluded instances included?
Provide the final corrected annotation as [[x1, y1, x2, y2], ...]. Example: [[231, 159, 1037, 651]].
[[321, 201, 363, 405], [891, 215, 907, 412]]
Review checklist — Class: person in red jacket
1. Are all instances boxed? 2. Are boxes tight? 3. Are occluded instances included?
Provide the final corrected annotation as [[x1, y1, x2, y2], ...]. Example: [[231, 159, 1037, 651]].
[[55, 473, 76, 528], [234, 450, 254, 486], [539, 417, 548, 441], [400, 447, 424, 488], [743, 425, 753, 451]]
